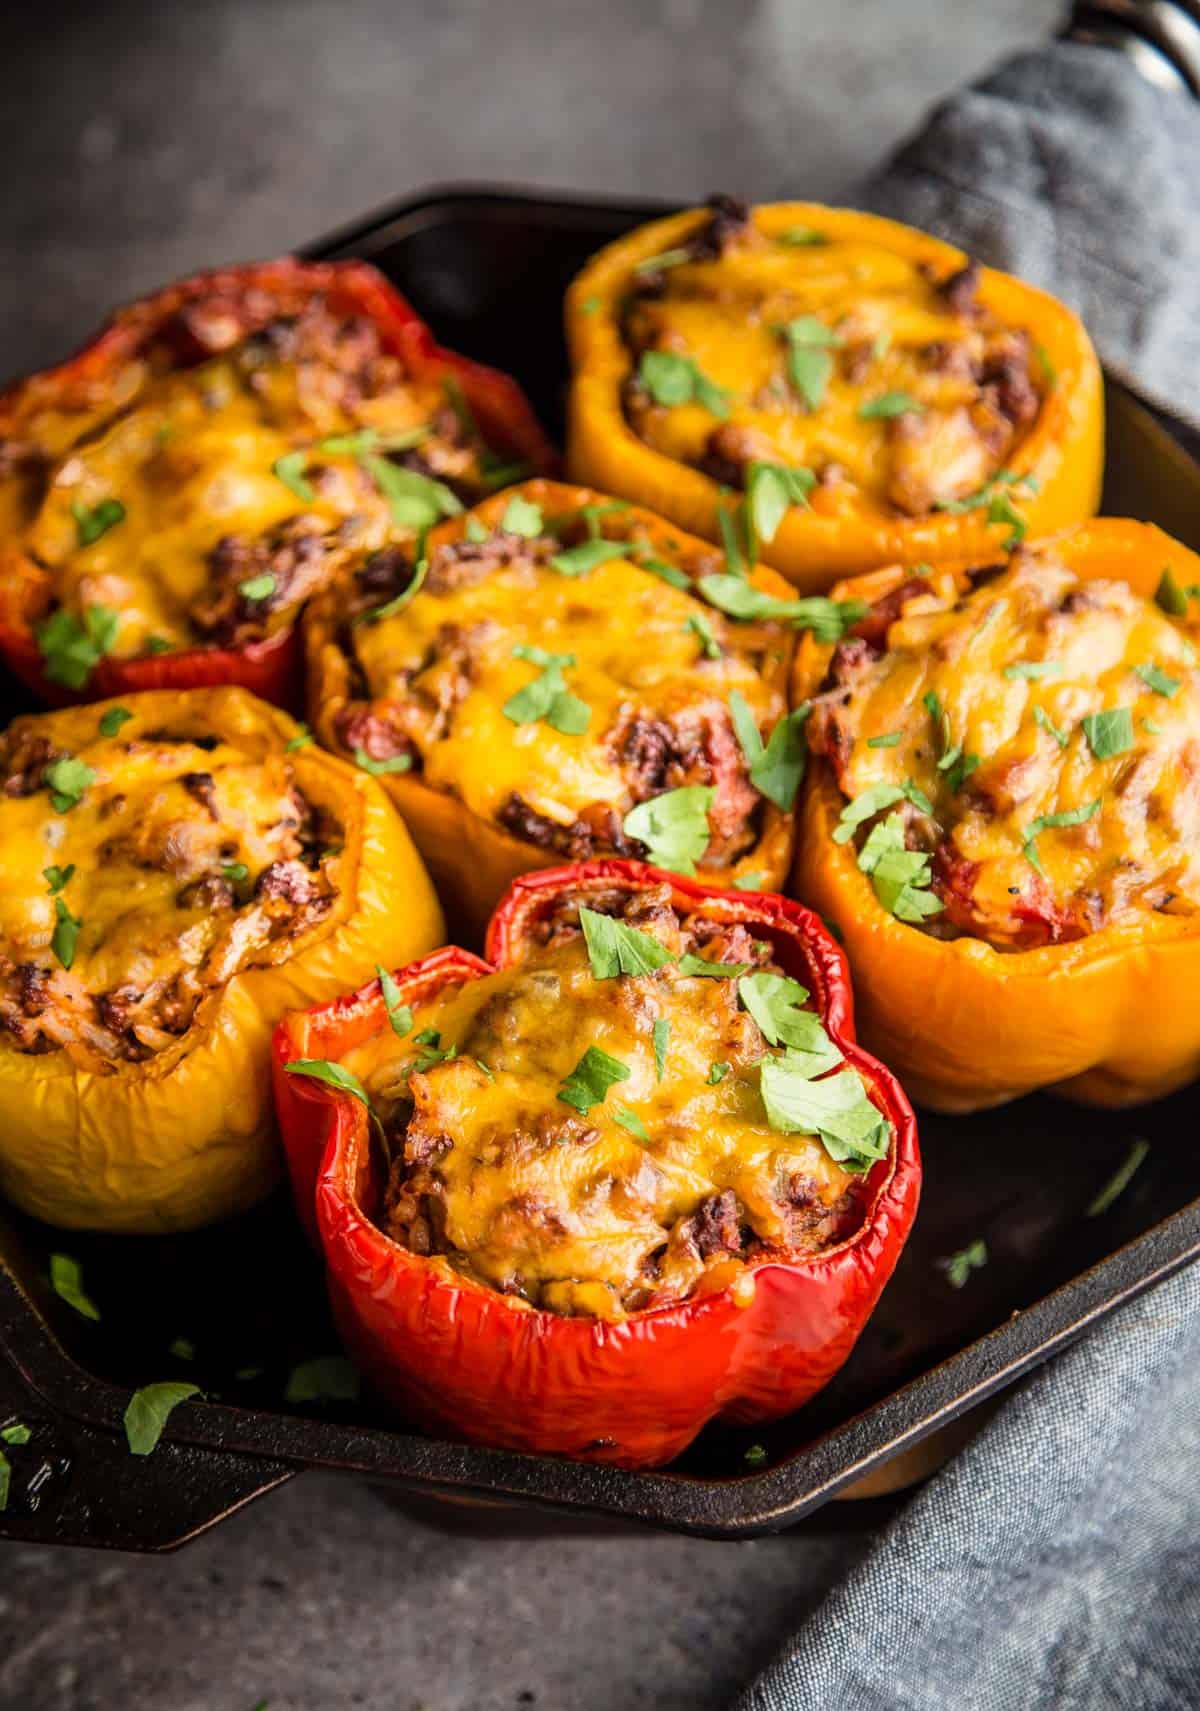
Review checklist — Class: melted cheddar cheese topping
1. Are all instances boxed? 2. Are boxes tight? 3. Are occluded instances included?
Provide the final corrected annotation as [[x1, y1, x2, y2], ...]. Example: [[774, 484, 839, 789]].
[[0, 702, 339, 1060], [622, 201, 1043, 519], [3, 292, 499, 669], [344, 892, 871, 1318], [335, 502, 792, 868], [815, 549, 1200, 947]]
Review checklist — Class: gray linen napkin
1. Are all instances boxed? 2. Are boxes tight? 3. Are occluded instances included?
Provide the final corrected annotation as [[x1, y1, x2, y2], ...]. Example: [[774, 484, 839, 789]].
[[735, 38, 1200, 1711]]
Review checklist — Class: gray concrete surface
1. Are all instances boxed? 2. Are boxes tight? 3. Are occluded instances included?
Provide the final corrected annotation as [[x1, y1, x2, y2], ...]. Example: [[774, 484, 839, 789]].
[[0, 2, 1058, 1707]]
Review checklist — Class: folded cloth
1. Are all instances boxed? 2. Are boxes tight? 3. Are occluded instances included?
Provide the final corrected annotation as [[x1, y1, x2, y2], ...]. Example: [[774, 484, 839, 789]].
[[735, 38, 1200, 1711], [859, 40, 1200, 435]]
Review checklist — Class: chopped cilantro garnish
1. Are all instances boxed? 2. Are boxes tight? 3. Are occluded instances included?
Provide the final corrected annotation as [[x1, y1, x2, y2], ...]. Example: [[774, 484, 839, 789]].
[[284, 1059, 370, 1106], [376, 965, 413, 1038], [677, 953, 750, 979], [732, 872, 766, 891], [362, 457, 461, 531], [706, 1062, 730, 1085], [550, 539, 628, 577], [499, 494, 545, 537], [638, 350, 729, 417], [145, 635, 171, 655], [938, 1239, 988, 1288], [1005, 661, 1061, 681], [1142, 717, 1163, 736], [36, 603, 120, 690], [760, 1056, 890, 1172], [50, 1253, 100, 1321], [358, 554, 428, 626], [581, 500, 632, 539], [503, 645, 591, 735], [687, 611, 722, 660], [579, 907, 673, 979], [613, 1106, 650, 1143], [1154, 567, 1191, 617], [44, 755, 95, 813], [272, 451, 314, 502], [557, 1045, 631, 1114], [698, 575, 866, 640], [0, 1450, 9, 1511], [581, 294, 602, 315], [777, 226, 827, 247], [124, 1383, 201, 1456], [169, 1337, 195, 1361], [635, 548, 690, 590], [285, 724, 314, 752], [622, 785, 714, 875], [986, 491, 1028, 548], [1022, 799, 1101, 871], [43, 863, 75, 895], [413, 1028, 440, 1048], [867, 731, 902, 749], [1082, 708, 1133, 760], [465, 514, 490, 543], [728, 690, 810, 812], [832, 780, 934, 843], [99, 705, 133, 737], [1087, 1137, 1150, 1217], [238, 573, 276, 602], [743, 1442, 769, 1467], [220, 862, 249, 884], [634, 246, 693, 274], [71, 496, 126, 547], [1033, 705, 1070, 749], [857, 813, 944, 923], [717, 504, 748, 577], [652, 1017, 670, 1081], [859, 392, 923, 419], [744, 461, 815, 548], [778, 317, 838, 411], [353, 747, 413, 776], [738, 971, 841, 1073], [1034, 343, 1058, 389], [0, 1422, 30, 1446], [1133, 663, 1180, 698]]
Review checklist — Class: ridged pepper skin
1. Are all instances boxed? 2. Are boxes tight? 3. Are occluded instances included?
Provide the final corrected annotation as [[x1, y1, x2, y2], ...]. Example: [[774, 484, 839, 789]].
[[792, 520, 1200, 1112], [565, 202, 1103, 590], [0, 687, 444, 1232], [0, 258, 557, 711], [304, 477, 801, 945], [272, 859, 920, 1469]]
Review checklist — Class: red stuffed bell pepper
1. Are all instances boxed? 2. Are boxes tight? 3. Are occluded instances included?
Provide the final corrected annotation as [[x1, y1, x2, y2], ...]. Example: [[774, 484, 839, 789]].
[[0, 258, 556, 709], [273, 859, 920, 1468]]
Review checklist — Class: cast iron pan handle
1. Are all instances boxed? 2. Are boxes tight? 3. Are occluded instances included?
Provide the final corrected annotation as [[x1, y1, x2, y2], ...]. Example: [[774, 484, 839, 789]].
[[0, 1337, 295, 1552]]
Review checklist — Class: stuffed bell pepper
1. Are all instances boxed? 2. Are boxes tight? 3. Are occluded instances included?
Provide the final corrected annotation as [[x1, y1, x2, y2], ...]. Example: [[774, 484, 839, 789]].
[[0, 259, 555, 708], [303, 478, 853, 939], [273, 859, 920, 1468], [567, 197, 1102, 589], [793, 520, 1200, 1111], [0, 686, 443, 1231]]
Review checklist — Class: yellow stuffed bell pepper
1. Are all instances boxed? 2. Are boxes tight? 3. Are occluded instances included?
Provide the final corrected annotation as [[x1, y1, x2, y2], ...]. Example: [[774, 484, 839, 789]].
[[566, 197, 1103, 590], [0, 686, 443, 1230], [303, 477, 819, 943], [791, 519, 1200, 1112]]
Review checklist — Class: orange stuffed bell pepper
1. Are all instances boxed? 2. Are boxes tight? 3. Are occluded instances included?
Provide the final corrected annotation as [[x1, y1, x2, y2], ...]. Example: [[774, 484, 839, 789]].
[[302, 476, 865, 943], [0, 258, 555, 709], [0, 686, 443, 1231], [792, 519, 1200, 1112], [566, 196, 1102, 590], [272, 859, 920, 1468]]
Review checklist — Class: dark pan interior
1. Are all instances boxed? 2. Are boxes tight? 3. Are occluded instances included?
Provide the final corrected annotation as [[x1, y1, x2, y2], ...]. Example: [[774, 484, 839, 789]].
[[2, 190, 1199, 1543]]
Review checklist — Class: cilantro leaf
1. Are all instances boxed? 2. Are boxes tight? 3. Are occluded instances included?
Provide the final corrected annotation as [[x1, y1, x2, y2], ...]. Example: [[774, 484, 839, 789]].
[[579, 907, 673, 979], [778, 318, 838, 411], [169, 1337, 196, 1361], [36, 603, 120, 690], [71, 496, 126, 547], [50, 1253, 100, 1321], [1087, 1137, 1150, 1217], [238, 573, 276, 602], [284, 1058, 370, 1106], [652, 1017, 670, 1081], [677, 953, 750, 979], [1134, 663, 1180, 698], [376, 965, 413, 1038], [465, 515, 490, 543], [1022, 799, 1101, 870], [867, 731, 903, 749], [1004, 661, 1061, 681], [99, 705, 133, 737], [857, 813, 944, 923], [50, 896, 81, 968], [745, 461, 815, 547], [358, 554, 428, 626], [502, 647, 591, 734], [43, 863, 75, 895], [732, 871, 766, 891], [698, 575, 866, 639], [284, 1356, 361, 1404], [687, 611, 721, 660], [44, 754, 96, 813], [638, 350, 729, 417], [737, 972, 841, 1077], [777, 225, 828, 247], [706, 1062, 730, 1084], [363, 456, 462, 530], [499, 495, 545, 537], [1155, 568, 1191, 617], [760, 1056, 890, 1171], [0, 1423, 30, 1446], [550, 539, 628, 577], [752, 706, 810, 812], [353, 747, 412, 776], [859, 392, 923, 419], [557, 1045, 631, 1113], [123, 1382, 201, 1455], [635, 550, 690, 590], [987, 490, 1027, 548], [1033, 705, 1070, 749], [622, 785, 714, 875], [613, 1106, 650, 1143], [273, 451, 314, 502], [221, 862, 249, 884], [0, 1450, 9, 1512], [938, 1239, 988, 1289], [285, 725, 314, 752], [832, 782, 905, 843], [1082, 708, 1133, 760]]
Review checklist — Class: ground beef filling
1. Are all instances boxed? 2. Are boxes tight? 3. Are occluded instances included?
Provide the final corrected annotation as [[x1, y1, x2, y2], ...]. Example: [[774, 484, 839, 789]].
[[361, 887, 863, 1318], [0, 725, 340, 1060], [808, 553, 1200, 948], [619, 208, 1042, 518]]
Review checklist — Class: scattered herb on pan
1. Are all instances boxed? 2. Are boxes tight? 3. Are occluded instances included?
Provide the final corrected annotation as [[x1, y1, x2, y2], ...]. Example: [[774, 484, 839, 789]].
[[622, 785, 714, 875], [145, 635, 172, 655], [1154, 567, 1192, 617], [284, 1059, 371, 1106], [358, 554, 428, 625], [43, 864, 75, 895], [738, 972, 840, 1075], [1, 1422, 30, 1446], [124, 1383, 202, 1455], [1087, 1137, 1150, 1217], [557, 1046, 631, 1114], [0, 1451, 9, 1511], [937, 1239, 988, 1288], [169, 1337, 196, 1361], [743, 1442, 768, 1467], [50, 896, 82, 968], [49, 1252, 100, 1321], [284, 1356, 361, 1404]]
